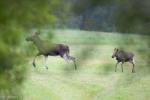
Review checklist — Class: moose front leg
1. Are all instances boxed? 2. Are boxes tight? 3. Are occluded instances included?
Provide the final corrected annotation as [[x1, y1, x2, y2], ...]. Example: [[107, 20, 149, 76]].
[[115, 62, 119, 72], [32, 53, 40, 68], [44, 56, 48, 70], [121, 62, 124, 72]]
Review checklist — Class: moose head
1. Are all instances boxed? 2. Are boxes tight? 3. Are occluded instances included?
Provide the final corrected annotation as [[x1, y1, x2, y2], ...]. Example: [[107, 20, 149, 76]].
[[26, 32, 40, 42], [112, 48, 118, 58]]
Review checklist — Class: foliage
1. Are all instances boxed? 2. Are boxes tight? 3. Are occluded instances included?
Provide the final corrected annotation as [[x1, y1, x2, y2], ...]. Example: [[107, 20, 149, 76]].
[[0, 0, 65, 99]]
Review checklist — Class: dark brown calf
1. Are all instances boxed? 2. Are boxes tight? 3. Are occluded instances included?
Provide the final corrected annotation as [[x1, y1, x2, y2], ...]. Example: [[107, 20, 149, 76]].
[[112, 48, 135, 73]]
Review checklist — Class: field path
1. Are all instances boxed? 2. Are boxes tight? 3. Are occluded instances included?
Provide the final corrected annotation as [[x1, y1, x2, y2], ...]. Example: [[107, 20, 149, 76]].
[[92, 74, 119, 100]]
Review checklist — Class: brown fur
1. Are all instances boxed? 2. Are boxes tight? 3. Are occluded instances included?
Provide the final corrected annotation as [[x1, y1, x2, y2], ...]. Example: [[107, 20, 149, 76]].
[[112, 48, 135, 73]]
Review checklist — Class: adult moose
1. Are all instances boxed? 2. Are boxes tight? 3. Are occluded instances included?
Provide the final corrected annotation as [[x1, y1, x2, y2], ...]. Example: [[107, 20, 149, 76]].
[[112, 48, 135, 73], [26, 32, 77, 70]]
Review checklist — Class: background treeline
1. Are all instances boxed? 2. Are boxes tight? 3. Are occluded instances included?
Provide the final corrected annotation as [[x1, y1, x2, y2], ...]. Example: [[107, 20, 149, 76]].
[[56, 0, 150, 34]]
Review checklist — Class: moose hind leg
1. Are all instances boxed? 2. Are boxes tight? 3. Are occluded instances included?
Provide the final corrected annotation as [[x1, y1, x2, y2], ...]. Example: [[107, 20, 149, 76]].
[[130, 60, 135, 73], [62, 53, 77, 70], [69, 56, 77, 70], [121, 62, 124, 72], [63, 53, 69, 62]]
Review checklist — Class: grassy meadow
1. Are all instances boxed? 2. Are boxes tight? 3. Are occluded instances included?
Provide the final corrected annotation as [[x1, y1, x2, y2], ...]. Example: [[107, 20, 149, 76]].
[[22, 29, 150, 100]]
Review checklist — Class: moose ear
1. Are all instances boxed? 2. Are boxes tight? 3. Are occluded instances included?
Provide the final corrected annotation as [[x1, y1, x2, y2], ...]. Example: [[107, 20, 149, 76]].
[[114, 48, 118, 51]]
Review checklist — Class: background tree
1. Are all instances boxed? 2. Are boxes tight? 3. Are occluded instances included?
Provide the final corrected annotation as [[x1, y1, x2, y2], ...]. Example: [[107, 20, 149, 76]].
[[115, 0, 150, 34], [0, 0, 66, 98], [70, 0, 150, 34]]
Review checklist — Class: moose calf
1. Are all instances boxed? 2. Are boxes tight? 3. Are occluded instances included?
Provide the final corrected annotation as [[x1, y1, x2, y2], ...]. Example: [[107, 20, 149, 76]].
[[112, 48, 135, 73]]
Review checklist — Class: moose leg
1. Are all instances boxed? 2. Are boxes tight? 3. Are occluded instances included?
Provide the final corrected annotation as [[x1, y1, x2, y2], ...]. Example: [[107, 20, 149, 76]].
[[130, 60, 135, 73], [44, 56, 48, 70], [63, 53, 69, 62], [68, 56, 77, 70], [115, 62, 119, 72], [121, 62, 124, 72], [62, 53, 77, 70], [32, 53, 40, 68]]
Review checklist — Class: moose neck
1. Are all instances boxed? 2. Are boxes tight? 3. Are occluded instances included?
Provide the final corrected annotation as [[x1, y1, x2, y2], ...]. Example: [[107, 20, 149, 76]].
[[32, 37, 48, 54]]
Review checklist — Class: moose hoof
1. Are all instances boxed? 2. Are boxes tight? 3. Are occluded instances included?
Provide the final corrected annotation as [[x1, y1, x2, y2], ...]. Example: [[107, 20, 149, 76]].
[[132, 71, 136, 73], [46, 67, 48, 70], [32, 62, 36, 68]]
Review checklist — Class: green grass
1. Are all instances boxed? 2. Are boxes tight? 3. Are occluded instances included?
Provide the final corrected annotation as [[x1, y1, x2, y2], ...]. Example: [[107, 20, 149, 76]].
[[22, 29, 150, 100]]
